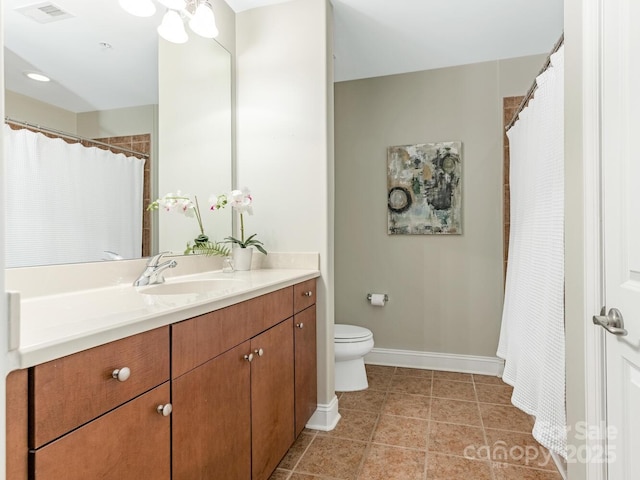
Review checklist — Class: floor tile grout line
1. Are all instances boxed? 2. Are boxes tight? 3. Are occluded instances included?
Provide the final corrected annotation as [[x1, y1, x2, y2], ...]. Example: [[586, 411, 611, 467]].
[[287, 429, 319, 474], [352, 388, 388, 480], [474, 378, 499, 480], [423, 399, 432, 480], [353, 410, 382, 480], [367, 437, 430, 453]]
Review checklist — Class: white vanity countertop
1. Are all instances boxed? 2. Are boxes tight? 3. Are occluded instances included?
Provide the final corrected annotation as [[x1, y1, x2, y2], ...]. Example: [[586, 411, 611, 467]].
[[11, 268, 320, 369]]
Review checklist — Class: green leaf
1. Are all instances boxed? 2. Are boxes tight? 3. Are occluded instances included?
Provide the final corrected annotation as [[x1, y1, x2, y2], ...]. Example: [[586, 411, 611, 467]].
[[224, 236, 243, 245], [244, 233, 257, 243], [187, 241, 230, 257], [223, 233, 267, 254]]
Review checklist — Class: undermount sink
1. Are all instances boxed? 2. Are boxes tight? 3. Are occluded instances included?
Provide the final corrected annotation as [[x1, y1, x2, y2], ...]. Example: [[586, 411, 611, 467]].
[[138, 279, 244, 296]]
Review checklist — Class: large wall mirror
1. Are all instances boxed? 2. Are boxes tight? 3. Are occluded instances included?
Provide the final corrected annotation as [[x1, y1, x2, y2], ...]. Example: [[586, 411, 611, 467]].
[[3, 0, 232, 268]]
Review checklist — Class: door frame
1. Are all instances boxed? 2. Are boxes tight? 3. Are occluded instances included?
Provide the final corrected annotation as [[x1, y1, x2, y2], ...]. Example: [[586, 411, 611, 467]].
[[581, 0, 608, 478]]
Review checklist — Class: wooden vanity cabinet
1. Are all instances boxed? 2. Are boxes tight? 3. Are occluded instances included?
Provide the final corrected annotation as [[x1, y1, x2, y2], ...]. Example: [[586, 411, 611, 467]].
[[23, 326, 171, 480], [250, 318, 295, 480], [171, 288, 296, 480], [6, 369, 28, 480], [6, 279, 317, 480], [172, 342, 252, 479], [294, 306, 317, 436], [293, 279, 318, 436], [30, 326, 170, 448], [31, 382, 171, 480]]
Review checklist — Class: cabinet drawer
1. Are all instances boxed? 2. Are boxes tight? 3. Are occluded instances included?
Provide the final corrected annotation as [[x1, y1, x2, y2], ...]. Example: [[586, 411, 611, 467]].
[[31, 382, 171, 480], [254, 286, 294, 335], [294, 279, 316, 313], [31, 326, 170, 448], [172, 301, 254, 378], [172, 287, 294, 378]]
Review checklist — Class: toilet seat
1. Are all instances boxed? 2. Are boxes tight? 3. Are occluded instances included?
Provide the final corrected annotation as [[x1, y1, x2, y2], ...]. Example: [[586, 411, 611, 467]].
[[335, 324, 373, 343]]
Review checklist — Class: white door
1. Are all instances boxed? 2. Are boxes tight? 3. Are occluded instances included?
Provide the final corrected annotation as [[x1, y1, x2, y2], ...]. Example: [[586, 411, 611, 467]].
[[597, 0, 640, 477]]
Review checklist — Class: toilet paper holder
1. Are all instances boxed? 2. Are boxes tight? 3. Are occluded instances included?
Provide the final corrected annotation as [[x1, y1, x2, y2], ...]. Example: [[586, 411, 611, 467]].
[[366, 293, 389, 302]]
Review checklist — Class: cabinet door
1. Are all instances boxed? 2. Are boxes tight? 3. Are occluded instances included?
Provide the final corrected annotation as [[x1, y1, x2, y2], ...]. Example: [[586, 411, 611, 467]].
[[251, 318, 295, 480], [294, 306, 317, 437], [172, 341, 252, 480], [31, 382, 171, 480]]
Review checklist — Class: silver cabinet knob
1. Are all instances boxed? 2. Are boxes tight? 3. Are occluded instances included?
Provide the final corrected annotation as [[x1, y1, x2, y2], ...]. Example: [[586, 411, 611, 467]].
[[156, 403, 172, 416], [254, 348, 264, 357], [112, 367, 131, 382], [296, 323, 304, 329], [244, 353, 254, 362], [303, 291, 313, 297]]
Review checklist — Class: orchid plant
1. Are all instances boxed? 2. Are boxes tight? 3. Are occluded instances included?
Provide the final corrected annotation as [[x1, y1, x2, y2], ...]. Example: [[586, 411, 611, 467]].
[[211, 188, 267, 255], [147, 191, 229, 257]]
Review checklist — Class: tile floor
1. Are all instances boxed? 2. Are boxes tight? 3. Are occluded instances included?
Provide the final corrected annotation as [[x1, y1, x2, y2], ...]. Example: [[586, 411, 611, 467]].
[[270, 365, 562, 480]]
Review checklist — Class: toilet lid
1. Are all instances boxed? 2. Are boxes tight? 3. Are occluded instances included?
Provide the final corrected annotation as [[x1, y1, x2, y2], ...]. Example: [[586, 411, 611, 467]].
[[334, 324, 373, 342]]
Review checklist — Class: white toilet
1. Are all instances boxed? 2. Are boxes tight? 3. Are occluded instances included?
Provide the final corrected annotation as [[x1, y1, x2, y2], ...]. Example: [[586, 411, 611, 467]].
[[334, 324, 375, 392]]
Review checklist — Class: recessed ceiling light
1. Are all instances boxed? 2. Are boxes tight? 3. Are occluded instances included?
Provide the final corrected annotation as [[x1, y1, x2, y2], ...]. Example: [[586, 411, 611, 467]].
[[25, 72, 51, 82]]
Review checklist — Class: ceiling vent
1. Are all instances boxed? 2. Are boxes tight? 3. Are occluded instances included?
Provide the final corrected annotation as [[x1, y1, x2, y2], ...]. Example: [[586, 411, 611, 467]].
[[14, 2, 74, 24]]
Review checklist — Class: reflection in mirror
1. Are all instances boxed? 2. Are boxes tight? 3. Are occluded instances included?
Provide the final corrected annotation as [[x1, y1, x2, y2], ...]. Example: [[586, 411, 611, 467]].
[[3, 0, 232, 267], [158, 35, 232, 254]]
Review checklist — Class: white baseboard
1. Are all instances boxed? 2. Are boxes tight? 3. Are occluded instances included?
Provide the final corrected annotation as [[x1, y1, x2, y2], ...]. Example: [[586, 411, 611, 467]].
[[365, 347, 505, 377], [305, 394, 341, 431]]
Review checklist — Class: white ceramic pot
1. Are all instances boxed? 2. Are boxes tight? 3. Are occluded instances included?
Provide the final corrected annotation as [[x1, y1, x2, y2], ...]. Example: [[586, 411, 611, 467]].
[[232, 247, 253, 271]]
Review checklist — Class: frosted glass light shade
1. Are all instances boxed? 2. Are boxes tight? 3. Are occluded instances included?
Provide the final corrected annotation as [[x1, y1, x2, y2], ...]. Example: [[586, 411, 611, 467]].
[[119, 0, 156, 17], [157, 11, 188, 44], [157, 0, 187, 9], [188, 2, 219, 38]]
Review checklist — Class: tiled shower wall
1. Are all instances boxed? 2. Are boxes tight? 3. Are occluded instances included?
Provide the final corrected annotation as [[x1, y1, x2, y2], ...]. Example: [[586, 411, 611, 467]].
[[502, 96, 525, 281]]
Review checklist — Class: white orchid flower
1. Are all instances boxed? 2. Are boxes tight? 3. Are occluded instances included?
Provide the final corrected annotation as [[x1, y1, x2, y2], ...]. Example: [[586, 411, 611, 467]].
[[229, 188, 253, 215]]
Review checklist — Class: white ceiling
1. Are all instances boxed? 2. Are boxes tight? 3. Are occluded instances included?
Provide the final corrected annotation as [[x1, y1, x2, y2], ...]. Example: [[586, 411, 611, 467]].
[[3, 0, 563, 113], [4, 0, 162, 113], [227, 0, 564, 82]]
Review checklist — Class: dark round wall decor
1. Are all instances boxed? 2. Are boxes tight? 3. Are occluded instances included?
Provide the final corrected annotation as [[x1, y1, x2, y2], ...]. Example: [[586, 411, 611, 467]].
[[388, 186, 412, 213]]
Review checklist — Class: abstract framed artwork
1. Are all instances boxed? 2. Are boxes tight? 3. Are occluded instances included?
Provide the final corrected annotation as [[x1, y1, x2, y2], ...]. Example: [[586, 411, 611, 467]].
[[387, 141, 462, 235]]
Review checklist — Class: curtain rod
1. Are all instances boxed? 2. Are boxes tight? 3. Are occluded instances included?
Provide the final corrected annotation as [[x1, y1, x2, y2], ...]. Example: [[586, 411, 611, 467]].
[[505, 33, 565, 131], [4, 117, 150, 158]]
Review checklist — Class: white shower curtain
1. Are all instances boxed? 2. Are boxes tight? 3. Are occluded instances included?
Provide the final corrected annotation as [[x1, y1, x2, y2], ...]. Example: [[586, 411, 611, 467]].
[[497, 46, 566, 458], [4, 125, 145, 267]]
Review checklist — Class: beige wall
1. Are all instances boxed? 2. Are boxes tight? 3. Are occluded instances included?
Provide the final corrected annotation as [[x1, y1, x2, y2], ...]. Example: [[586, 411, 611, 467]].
[[236, 0, 334, 405], [334, 55, 544, 358], [77, 106, 156, 138], [6, 91, 156, 139], [5, 90, 77, 132]]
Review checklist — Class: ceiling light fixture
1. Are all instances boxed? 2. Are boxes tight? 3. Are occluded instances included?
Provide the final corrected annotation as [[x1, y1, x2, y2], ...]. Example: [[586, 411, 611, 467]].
[[157, 10, 188, 44], [188, 1, 219, 38], [25, 72, 51, 82], [120, 0, 218, 44]]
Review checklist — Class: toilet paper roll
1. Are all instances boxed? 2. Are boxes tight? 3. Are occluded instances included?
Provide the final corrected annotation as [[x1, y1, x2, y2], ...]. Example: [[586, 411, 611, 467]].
[[369, 294, 386, 307]]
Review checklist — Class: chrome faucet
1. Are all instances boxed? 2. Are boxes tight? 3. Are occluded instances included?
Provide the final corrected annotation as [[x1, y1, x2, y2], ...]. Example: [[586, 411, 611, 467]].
[[133, 252, 177, 287]]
